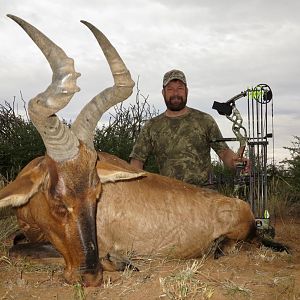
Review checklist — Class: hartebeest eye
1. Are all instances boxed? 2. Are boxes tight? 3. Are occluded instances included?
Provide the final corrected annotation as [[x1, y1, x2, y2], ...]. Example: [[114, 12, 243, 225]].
[[51, 193, 69, 217], [54, 203, 69, 217]]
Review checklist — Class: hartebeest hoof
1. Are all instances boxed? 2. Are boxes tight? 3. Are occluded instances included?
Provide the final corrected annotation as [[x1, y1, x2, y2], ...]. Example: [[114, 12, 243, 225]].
[[261, 238, 290, 253]]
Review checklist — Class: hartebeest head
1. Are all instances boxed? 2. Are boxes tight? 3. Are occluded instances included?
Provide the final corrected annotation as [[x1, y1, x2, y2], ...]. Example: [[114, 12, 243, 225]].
[[0, 15, 144, 286]]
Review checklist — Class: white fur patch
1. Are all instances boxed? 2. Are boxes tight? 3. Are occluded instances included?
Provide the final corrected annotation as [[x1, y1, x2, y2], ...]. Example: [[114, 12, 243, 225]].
[[100, 171, 146, 183], [0, 194, 30, 208]]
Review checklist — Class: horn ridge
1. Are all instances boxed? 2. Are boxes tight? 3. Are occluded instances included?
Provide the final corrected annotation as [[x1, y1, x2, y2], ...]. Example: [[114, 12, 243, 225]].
[[8, 14, 80, 161]]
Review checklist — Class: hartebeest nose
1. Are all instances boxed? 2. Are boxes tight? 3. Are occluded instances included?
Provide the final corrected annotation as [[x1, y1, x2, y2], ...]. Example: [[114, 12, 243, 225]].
[[63, 262, 103, 287]]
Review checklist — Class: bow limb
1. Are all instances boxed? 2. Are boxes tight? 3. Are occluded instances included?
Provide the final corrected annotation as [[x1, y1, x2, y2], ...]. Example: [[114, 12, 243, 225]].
[[226, 105, 247, 159]]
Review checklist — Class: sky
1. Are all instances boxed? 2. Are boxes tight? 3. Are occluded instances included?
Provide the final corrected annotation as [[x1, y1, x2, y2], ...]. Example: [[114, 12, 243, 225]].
[[0, 0, 299, 163]]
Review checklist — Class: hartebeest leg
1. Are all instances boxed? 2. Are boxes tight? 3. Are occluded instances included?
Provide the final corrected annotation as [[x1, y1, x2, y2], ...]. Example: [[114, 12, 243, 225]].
[[100, 252, 139, 272], [10, 242, 62, 259], [207, 235, 238, 259], [207, 235, 226, 259]]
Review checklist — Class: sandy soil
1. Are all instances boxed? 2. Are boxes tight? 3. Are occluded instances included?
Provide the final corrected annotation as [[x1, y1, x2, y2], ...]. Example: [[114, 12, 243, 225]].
[[0, 216, 299, 300]]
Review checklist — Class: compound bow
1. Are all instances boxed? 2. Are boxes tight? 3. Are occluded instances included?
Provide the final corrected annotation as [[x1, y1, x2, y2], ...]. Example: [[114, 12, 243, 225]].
[[212, 84, 274, 235]]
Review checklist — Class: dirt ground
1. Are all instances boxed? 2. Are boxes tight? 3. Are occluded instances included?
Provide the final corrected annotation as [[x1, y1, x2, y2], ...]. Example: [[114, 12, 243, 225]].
[[0, 216, 299, 300]]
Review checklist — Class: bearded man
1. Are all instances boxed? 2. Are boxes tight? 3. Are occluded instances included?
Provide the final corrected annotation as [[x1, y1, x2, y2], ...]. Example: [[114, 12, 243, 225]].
[[130, 69, 241, 187]]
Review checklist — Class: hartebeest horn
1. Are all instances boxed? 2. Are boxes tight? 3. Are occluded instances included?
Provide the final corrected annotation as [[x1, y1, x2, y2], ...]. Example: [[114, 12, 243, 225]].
[[7, 14, 80, 161], [71, 21, 135, 150]]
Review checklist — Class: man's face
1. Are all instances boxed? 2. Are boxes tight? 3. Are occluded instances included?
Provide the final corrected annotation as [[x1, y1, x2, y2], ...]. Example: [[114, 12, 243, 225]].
[[162, 80, 188, 111]]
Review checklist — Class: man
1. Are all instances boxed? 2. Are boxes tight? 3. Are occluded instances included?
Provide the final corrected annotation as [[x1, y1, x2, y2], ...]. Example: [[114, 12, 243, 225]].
[[130, 69, 243, 187]]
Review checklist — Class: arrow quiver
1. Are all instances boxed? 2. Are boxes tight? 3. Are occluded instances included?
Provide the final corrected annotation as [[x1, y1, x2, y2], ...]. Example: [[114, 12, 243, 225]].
[[212, 84, 275, 238]]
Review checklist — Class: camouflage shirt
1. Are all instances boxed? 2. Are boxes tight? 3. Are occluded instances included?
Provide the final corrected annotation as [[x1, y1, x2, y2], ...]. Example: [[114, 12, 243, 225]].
[[130, 107, 229, 186]]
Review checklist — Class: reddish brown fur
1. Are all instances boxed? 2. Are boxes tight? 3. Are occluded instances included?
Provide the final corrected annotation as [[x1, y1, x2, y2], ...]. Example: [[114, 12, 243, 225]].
[[97, 152, 256, 258]]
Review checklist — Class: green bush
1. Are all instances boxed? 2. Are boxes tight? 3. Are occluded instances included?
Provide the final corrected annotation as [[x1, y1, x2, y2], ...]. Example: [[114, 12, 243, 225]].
[[282, 136, 300, 194], [0, 100, 45, 180]]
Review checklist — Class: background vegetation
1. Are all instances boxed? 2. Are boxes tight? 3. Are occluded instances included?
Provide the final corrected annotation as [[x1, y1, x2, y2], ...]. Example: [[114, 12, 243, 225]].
[[0, 97, 45, 181], [0, 89, 299, 215]]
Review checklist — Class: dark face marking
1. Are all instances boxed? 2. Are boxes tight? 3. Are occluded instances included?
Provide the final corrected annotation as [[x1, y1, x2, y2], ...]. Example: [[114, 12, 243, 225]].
[[41, 146, 102, 285]]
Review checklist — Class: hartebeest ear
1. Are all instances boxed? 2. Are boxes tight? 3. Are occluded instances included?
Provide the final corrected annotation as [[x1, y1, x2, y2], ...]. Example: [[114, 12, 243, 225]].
[[96, 161, 146, 183], [0, 162, 48, 208]]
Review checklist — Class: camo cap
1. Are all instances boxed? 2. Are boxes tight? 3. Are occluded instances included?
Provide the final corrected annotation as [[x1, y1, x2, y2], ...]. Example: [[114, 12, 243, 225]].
[[163, 69, 187, 87]]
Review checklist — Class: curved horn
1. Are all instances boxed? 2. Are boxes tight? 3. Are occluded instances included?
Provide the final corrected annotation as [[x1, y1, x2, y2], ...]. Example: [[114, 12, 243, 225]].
[[7, 14, 81, 161], [71, 21, 135, 150]]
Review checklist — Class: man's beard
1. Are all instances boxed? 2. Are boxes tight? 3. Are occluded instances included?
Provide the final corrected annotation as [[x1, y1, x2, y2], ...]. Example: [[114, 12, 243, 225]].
[[164, 95, 187, 111]]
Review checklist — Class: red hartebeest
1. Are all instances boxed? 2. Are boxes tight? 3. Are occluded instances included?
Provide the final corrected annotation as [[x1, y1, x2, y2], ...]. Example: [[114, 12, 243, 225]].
[[0, 15, 287, 287]]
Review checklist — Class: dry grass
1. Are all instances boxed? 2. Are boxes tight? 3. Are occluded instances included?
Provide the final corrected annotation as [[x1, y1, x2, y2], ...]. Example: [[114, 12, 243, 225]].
[[156, 242, 298, 300], [159, 259, 209, 299], [0, 241, 298, 299], [221, 280, 252, 298], [0, 215, 18, 242], [73, 282, 86, 300], [158, 257, 255, 300], [0, 212, 19, 255], [0, 175, 7, 190], [250, 246, 292, 264]]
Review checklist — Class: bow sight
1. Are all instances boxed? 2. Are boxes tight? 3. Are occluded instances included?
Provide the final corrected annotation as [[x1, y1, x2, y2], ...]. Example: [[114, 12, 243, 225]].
[[212, 84, 274, 237]]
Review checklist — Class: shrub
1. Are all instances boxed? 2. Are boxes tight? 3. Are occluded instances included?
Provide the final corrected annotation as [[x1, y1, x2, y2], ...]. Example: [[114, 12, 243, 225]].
[[282, 136, 300, 194], [0, 99, 45, 180]]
